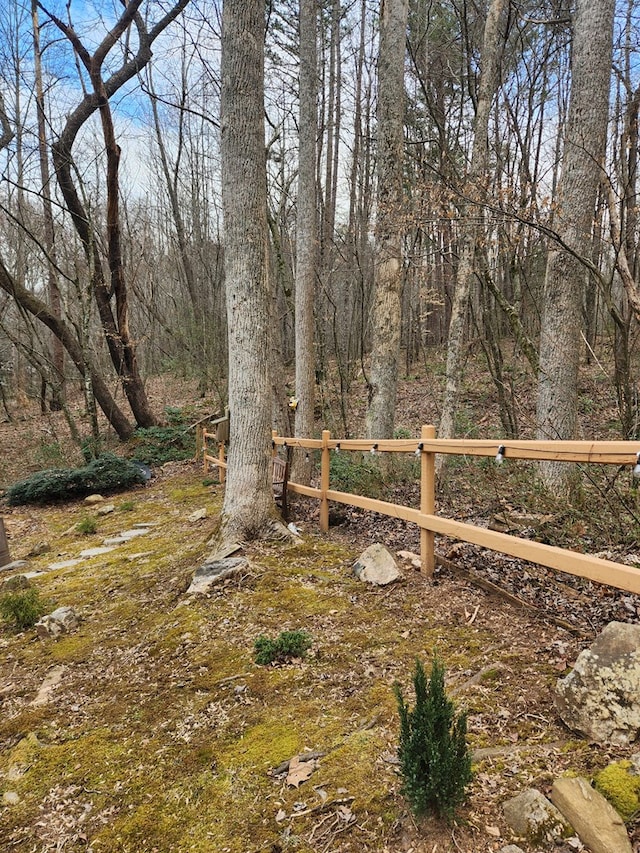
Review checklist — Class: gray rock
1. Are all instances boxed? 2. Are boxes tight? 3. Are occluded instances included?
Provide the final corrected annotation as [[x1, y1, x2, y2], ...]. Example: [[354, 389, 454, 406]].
[[1, 574, 31, 592], [550, 776, 632, 853], [0, 560, 28, 573], [2, 791, 20, 805], [35, 606, 79, 639], [96, 504, 116, 515], [353, 543, 402, 586], [187, 557, 249, 594], [79, 546, 116, 558], [84, 494, 104, 504], [555, 621, 640, 745], [47, 558, 83, 570], [502, 788, 572, 843], [498, 847, 526, 853]]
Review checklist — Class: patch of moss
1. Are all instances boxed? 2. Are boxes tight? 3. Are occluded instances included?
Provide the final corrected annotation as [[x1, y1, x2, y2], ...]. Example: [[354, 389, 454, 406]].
[[595, 760, 640, 822]]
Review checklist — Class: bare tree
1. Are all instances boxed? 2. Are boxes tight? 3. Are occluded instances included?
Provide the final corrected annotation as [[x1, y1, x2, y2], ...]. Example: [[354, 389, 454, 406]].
[[293, 0, 318, 482], [217, 0, 288, 544], [535, 0, 615, 491], [365, 0, 409, 441]]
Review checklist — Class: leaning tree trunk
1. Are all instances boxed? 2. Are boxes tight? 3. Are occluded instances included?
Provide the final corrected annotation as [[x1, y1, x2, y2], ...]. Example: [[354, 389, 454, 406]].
[[365, 0, 409, 441], [217, 0, 288, 545], [536, 0, 615, 493]]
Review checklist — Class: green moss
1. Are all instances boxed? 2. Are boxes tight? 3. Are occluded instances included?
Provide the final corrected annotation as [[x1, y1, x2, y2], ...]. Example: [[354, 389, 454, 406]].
[[595, 760, 640, 822]]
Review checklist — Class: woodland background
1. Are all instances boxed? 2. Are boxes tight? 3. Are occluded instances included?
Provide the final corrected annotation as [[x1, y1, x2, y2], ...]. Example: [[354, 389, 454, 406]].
[[0, 0, 637, 488]]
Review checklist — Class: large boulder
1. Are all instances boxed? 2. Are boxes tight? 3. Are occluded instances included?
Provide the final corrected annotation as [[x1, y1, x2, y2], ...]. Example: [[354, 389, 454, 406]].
[[555, 621, 640, 745]]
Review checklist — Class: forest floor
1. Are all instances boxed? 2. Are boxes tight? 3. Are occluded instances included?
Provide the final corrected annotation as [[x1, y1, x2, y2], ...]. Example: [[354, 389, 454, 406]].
[[1, 360, 640, 853]]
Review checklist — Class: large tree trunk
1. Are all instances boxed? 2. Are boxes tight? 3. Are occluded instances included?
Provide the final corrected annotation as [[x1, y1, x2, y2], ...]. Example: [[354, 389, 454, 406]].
[[437, 0, 506, 454], [536, 0, 615, 492], [365, 0, 409, 440], [293, 0, 318, 484], [217, 0, 287, 544]]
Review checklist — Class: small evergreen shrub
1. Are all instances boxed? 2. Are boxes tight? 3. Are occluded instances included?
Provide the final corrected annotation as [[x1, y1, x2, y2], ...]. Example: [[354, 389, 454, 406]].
[[76, 516, 97, 535], [253, 630, 312, 665], [394, 656, 473, 820], [7, 453, 146, 506], [0, 588, 44, 629]]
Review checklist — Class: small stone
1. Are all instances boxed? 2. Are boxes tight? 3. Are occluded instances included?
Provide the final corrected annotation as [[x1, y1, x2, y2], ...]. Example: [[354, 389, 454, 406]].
[[2, 791, 20, 805], [188, 508, 207, 522], [503, 788, 572, 843], [499, 847, 526, 853], [35, 607, 79, 640], [84, 494, 104, 504], [27, 542, 50, 556], [96, 504, 116, 515], [1, 574, 31, 592], [353, 543, 402, 586]]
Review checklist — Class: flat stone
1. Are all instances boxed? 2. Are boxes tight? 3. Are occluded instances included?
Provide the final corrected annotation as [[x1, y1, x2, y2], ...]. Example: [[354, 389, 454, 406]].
[[96, 504, 116, 515], [188, 508, 207, 522], [187, 557, 249, 594], [30, 665, 67, 706], [47, 559, 84, 570], [0, 560, 28, 573], [353, 543, 402, 586], [499, 848, 526, 853], [550, 776, 632, 853], [502, 788, 572, 843], [79, 546, 116, 558], [132, 522, 159, 528]]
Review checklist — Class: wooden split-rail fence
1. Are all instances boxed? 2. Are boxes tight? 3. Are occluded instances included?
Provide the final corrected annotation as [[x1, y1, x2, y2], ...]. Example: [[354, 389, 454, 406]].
[[199, 422, 640, 596]]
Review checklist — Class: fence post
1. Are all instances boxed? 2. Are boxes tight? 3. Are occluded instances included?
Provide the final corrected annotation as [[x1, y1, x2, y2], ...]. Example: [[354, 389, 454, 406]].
[[218, 442, 226, 485], [320, 429, 331, 532], [203, 430, 209, 475], [420, 424, 436, 575]]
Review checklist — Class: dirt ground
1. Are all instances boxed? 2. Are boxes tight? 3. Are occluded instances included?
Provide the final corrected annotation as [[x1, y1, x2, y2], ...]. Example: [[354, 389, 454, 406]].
[[0, 372, 639, 852]]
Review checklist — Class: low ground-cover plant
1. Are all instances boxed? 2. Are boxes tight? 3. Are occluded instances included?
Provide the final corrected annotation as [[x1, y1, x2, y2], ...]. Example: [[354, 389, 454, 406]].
[[394, 656, 473, 820], [7, 453, 146, 506], [130, 407, 195, 466], [0, 588, 44, 629], [253, 630, 312, 665], [329, 452, 385, 498]]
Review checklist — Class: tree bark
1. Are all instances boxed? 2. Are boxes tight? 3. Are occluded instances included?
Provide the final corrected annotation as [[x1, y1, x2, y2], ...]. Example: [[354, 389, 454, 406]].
[[536, 0, 615, 491], [293, 0, 318, 484], [217, 0, 286, 544], [437, 0, 506, 453], [365, 0, 409, 441]]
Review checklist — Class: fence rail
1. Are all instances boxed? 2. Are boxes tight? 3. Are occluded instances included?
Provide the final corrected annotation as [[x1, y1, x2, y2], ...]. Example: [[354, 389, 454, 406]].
[[200, 424, 640, 596]]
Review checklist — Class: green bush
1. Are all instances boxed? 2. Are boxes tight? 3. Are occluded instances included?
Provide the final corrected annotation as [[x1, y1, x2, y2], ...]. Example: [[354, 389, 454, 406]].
[[131, 408, 195, 466], [0, 588, 44, 629], [7, 453, 146, 506], [253, 630, 312, 665], [329, 452, 385, 498], [394, 657, 473, 820]]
